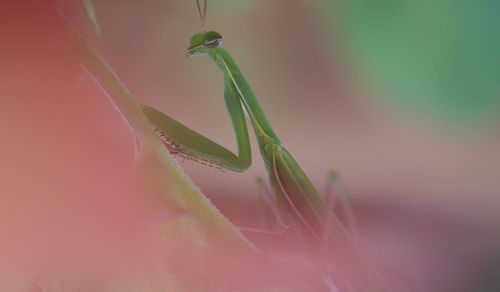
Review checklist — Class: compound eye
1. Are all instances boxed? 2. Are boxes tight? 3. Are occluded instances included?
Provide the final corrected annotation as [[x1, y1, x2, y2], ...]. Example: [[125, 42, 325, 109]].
[[204, 37, 223, 47]]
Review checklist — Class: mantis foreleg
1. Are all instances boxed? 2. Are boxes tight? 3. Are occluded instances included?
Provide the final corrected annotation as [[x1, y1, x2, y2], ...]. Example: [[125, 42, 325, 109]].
[[140, 81, 251, 172]]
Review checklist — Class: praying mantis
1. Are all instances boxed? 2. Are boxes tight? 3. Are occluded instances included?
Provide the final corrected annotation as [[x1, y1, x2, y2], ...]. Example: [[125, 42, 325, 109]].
[[138, 1, 389, 291], [142, 0, 345, 246]]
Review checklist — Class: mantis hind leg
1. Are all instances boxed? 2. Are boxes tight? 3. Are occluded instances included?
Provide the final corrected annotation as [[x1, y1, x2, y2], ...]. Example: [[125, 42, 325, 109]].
[[322, 173, 393, 291], [320, 171, 369, 292], [324, 171, 359, 240]]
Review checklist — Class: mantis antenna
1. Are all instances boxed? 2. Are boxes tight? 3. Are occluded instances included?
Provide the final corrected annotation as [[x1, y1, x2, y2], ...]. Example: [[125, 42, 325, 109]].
[[195, 0, 208, 28]]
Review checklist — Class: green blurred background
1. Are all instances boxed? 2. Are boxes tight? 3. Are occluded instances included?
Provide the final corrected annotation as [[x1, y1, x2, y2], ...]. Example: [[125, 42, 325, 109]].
[[326, 0, 500, 122]]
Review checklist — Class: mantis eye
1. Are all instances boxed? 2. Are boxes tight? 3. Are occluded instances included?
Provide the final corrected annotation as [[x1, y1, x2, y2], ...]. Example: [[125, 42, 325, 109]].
[[203, 31, 223, 48], [204, 37, 223, 48]]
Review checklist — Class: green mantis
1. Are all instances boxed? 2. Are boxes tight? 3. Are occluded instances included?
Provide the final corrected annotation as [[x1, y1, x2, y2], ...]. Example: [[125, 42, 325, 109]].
[[140, 1, 390, 291]]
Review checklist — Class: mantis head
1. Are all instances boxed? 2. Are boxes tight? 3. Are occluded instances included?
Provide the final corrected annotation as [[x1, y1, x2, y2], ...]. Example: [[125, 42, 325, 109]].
[[186, 0, 222, 57], [186, 31, 223, 57]]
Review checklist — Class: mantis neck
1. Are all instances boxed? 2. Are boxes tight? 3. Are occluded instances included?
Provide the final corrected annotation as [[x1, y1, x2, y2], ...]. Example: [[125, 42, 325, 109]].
[[208, 48, 281, 146]]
